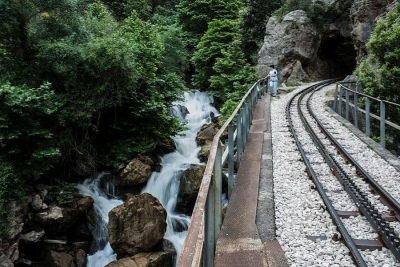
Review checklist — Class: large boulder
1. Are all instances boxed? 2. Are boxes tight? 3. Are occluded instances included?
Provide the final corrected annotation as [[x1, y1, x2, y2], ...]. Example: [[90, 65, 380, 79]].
[[177, 165, 229, 215], [33, 250, 75, 267], [108, 193, 167, 257], [196, 116, 226, 163], [33, 206, 79, 236], [115, 158, 153, 187], [257, 5, 359, 84], [350, 0, 394, 64], [177, 165, 206, 214], [105, 251, 173, 267]]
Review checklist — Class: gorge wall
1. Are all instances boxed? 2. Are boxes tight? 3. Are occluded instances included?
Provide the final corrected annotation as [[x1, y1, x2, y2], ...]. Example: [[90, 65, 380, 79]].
[[256, 0, 396, 84]]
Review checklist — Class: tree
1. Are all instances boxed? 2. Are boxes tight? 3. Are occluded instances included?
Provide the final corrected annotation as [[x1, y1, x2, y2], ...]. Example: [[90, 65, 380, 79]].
[[191, 19, 240, 90], [209, 40, 258, 119], [177, 0, 243, 51], [240, 0, 282, 62], [355, 2, 400, 151]]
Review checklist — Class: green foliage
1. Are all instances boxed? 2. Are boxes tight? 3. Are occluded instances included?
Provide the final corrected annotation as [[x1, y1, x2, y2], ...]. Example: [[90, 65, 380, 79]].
[[0, 1, 186, 179], [355, 3, 400, 153], [46, 180, 76, 206], [356, 3, 400, 102], [0, 82, 62, 175], [177, 0, 243, 52], [240, 0, 282, 62], [272, 0, 351, 27], [192, 19, 240, 89], [0, 159, 24, 238], [210, 40, 258, 122]]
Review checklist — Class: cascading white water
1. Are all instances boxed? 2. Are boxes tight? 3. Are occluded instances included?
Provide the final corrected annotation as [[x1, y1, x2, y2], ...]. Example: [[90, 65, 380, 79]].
[[77, 91, 218, 267], [77, 172, 123, 267], [142, 91, 219, 263]]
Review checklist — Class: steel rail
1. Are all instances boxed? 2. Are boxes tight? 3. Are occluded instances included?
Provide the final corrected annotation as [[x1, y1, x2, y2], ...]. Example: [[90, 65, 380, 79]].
[[286, 80, 368, 267], [306, 84, 400, 261]]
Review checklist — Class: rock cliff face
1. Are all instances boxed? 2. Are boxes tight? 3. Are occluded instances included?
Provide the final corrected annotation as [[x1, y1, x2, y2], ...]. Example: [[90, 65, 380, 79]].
[[257, 0, 396, 84]]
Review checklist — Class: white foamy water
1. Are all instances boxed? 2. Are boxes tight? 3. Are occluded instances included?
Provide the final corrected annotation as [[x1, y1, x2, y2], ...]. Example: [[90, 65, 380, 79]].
[[142, 91, 219, 264], [77, 173, 123, 267], [77, 91, 219, 266]]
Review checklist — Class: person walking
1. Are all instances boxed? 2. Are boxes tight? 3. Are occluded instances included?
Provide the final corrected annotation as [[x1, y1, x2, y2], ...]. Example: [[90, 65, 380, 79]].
[[267, 64, 278, 97]]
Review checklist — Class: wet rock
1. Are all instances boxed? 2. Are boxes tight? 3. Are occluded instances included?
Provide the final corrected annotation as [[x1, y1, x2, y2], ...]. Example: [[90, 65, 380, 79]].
[[177, 165, 229, 215], [20, 229, 45, 243], [131, 251, 174, 267], [198, 144, 211, 163], [0, 254, 13, 267], [108, 193, 167, 257], [71, 242, 89, 253], [76, 197, 94, 212], [115, 159, 152, 187], [34, 250, 75, 267], [74, 249, 87, 267], [31, 195, 43, 211], [33, 206, 80, 235], [105, 258, 135, 267], [177, 165, 206, 214]]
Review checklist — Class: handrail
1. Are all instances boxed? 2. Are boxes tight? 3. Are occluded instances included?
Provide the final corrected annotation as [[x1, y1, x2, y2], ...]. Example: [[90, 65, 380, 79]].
[[178, 78, 268, 267], [333, 81, 400, 148], [339, 83, 400, 108]]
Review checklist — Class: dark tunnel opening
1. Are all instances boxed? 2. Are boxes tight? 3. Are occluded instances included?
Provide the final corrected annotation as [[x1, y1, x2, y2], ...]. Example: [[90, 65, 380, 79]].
[[316, 36, 357, 79]]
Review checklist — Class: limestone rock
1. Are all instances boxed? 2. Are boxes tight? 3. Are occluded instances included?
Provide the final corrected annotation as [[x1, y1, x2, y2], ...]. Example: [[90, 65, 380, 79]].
[[131, 251, 174, 267], [74, 249, 87, 267], [31, 194, 44, 210], [108, 193, 167, 256], [198, 144, 211, 163], [115, 159, 152, 187], [0, 254, 13, 267], [105, 251, 173, 267], [33, 206, 80, 235], [257, 5, 359, 84], [105, 258, 136, 267], [177, 165, 228, 215], [38, 250, 75, 267], [196, 122, 220, 147], [177, 165, 206, 214], [20, 228, 45, 243], [76, 196, 94, 211], [350, 0, 393, 64]]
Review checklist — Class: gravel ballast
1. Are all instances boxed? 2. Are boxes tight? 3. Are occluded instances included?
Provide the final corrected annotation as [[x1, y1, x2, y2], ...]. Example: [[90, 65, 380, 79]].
[[272, 84, 400, 266]]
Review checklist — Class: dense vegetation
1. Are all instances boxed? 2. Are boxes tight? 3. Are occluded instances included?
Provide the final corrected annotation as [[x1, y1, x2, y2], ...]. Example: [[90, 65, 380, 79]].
[[0, 0, 274, 237], [354, 2, 400, 151]]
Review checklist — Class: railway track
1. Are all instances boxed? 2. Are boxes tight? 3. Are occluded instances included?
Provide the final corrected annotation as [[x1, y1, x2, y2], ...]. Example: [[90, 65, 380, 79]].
[[286, 80, 400, 266]]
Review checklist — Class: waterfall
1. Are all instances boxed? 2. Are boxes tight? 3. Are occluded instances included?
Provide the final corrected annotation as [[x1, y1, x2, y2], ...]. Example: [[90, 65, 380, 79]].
[[142, 91, 219, 263], [77, 91, 219, 266], [77, 173, 123, 267]]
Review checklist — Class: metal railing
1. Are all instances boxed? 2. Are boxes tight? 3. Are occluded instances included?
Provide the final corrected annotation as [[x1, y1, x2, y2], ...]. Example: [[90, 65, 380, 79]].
[[333, 81, 400, 149], [178, 78, 268, 267]]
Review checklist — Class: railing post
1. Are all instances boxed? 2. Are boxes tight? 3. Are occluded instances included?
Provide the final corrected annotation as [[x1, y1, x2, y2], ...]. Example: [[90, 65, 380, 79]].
[[365, 97, 370, 137], [204, 178, 215, 267], [242, 107, 247, 147], [354, 86, 358, 128], [214, 142, 222, 243], [380, 101, 386, 148], [236, 112, 243, 165], [345, 89, 349, 121], [228, 123, 234, 199], [338, 85, 343, 116], [333, 83, 338, 112]]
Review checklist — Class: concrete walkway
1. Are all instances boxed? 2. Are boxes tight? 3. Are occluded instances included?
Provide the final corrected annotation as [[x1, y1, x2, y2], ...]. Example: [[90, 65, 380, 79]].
[[214, 93, 289, 267]]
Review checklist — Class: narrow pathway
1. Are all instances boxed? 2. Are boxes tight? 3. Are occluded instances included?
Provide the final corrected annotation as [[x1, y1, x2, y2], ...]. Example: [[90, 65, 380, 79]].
[[214, 93, 288, 267]]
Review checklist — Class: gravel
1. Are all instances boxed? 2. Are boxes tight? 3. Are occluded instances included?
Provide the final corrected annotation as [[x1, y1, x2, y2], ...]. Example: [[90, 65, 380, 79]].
[[272, 84, 400, 266]]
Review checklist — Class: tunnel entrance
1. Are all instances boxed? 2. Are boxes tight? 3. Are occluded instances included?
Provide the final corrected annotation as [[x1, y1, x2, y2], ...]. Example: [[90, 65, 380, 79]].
[[316, 35, 357, 79]]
